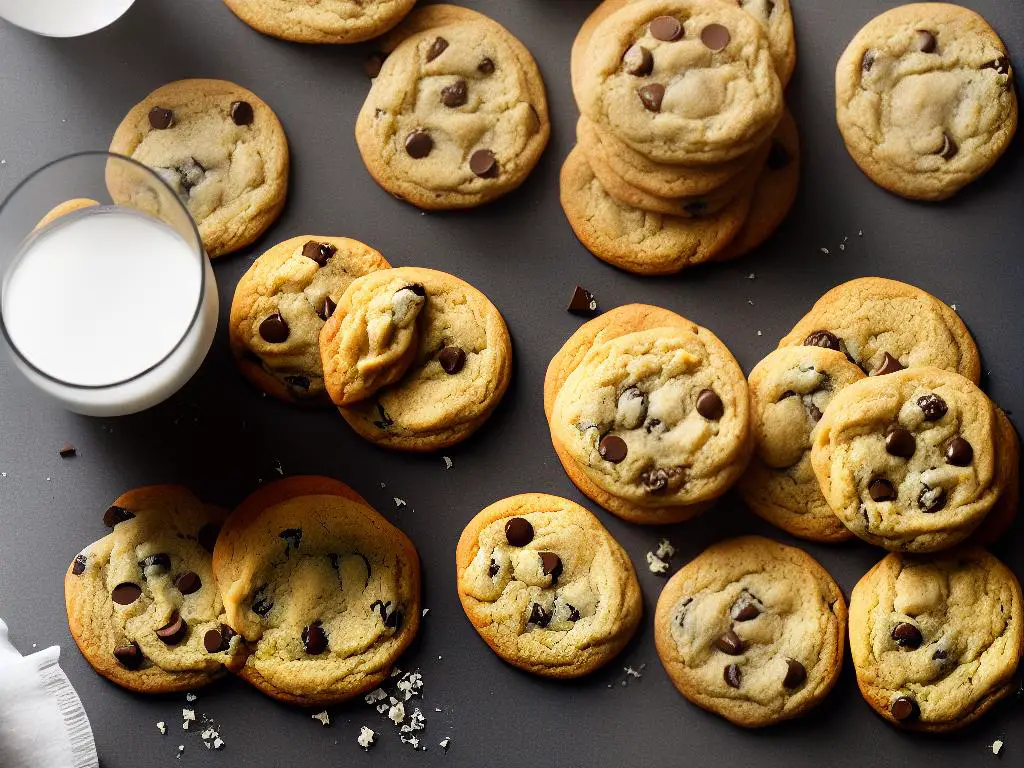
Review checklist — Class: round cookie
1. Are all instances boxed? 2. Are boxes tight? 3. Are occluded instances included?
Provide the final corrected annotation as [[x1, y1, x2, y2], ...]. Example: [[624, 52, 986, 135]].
[[64, 486, 241, 694], [355, 7, 549, 210], [835, 3, 1017, 201], [577, 0, 783, 165], [109, 79, 289, 258], [212, 476, 421, 707], [323, 267, 512, 452], [811, 367, 1017, 552], [777, 277, 981, 381], [223, 0, 417, 44], [739, 347, 863, 543], [545, 304, 752, 524], [654, 536, 846, 728], [560, 146, 753, 276], [849, 549, 1023, 731], [456, 493, 643, 678], [229, 235, 390, 404]]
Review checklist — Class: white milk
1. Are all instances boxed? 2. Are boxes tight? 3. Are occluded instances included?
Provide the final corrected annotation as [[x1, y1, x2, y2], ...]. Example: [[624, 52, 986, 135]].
[[2, 206, 217, 415], [0, 0, 136, 37]]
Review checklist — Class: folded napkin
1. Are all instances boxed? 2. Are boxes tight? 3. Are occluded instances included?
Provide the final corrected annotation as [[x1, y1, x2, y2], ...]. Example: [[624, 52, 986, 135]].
[[0, 618, 99, 768]]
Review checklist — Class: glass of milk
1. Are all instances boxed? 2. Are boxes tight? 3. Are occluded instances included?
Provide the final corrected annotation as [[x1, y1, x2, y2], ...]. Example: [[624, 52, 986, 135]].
[[0, 0, 136, 37], [0, 152, 218, 416]]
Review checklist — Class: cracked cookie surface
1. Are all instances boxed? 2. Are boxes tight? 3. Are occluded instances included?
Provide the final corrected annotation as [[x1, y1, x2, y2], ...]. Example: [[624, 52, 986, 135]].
[[654, 536, 846, 727], [849, 549, 1023, 731], [65, 486, 241, 694], [213, 477, 420, 706], [223, 0, 417, 44], [229, 235, 390, 404], [109, 79, 289, 258], [456, 493, 642, 678], [836, 3, 1017, 200]]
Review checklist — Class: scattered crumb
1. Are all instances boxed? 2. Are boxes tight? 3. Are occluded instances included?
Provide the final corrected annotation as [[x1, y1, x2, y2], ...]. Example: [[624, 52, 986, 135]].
[[440, 736, 451, 753], [951, 303, 958, 312], [422, 608, 430, 617], [157, 722, 166, 735], [358, 726, 376, 750], [185, 692, 196, 703], [380, 482, 386, 488], [272, 458, 283, 475], [820, 247, 830, 254], [396, 671, 423, 700], [182, 709, 195, 722], [839, 243, 846, 251], [747, 272, 756, 279], [992, 740, 1003, 755], [58, 442, 77, 458], [365, 688, 388, 705], [442, 456, 453, 470], [312, 711, 330, 727], [625, 663, 646, 680], [757, 330, 763, 336], [394, 497, 407, 508], [391, 667, 402, 677], [858, 230, 863, 236], [654, 538, 675, 560], [389, 701, 406, 725], [646, 551, 670, 575], [747, 299, 754, 306], [399, 707, 425, 735], [213, 737, 224, 750], [435, 707, 442, 713], [1, 473, 6, 478], [177, 745, 184, 758]]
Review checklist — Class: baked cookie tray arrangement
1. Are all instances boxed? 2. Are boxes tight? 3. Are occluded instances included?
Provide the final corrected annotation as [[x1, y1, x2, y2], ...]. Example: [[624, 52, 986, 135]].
[[0, 0, 1023, 766]]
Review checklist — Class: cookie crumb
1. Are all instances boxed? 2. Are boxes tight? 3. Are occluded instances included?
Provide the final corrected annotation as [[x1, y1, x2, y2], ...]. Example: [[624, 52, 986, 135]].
[[185, 692, 197, 703], [358, 726, 376, 750], [820, 247, 830, 254], [272, 458, 283, 475], [747, 272, 756, 279], [312, 711, 330, 727], [177, 745, 184, 758], [646, 551, 670, 575], [654, 538, 675, 560], [858, 230, 863, 237], [394, 497, 407, 508], [364, 688, 388, 705], [157, 722, 166, 735], [757, 330, 763, 336], [951, 303, 958, 312], [440, 736, 451, 753], [182, 708, 195, 722], [992, 740, 1003, 755], [422, 608, 430, 617], [58, 442, 77, 458], [213, 737, 224, 750], [442, 456, 453, 470], [388, 701, 406, 725], [624, 663, 646, 679]]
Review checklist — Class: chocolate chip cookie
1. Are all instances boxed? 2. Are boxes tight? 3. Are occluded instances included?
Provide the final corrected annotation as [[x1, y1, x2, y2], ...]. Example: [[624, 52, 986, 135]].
[[545, 304, 752, 524], [836, 3, 1017, 200], [456, 493, 643, 678], [109, 79, 289, 258], [223, 0, 417, 44], [212, 476, 421, 706], [355, 5, 549, 209], [739, 347, 863, 543], [849, 549, 1023, 731], [654, 536, 846, 727], [811, 367, 1018, 552], [229, 235, 390, 404], [65, 486, 241, 694], [778, 277, 981, 381], [321, 267, 512, 451]]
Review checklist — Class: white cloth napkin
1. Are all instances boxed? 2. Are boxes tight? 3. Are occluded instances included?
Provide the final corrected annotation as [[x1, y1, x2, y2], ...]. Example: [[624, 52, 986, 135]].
[[0, 618, 99, 768]]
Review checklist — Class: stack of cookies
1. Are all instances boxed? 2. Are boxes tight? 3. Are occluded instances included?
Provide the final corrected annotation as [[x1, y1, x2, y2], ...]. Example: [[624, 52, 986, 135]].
[[562, 0, 800, 275]]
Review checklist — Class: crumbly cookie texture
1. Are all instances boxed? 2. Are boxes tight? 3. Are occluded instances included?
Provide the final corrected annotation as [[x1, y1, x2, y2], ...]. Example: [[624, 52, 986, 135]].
[[109, 79, 289, 258], [578, 0, 783, 165], [355, 6, 549, 210], [654, 536, 846, 727], [223, 0, 417, 44], [212, 477, 420, 707], [456, 493, 643, 678], [835, 3, 1017, 200], [326, 267, 512, 452], [811, 367, 1015, 552], [229, 235, 390, 404], [739, 347, 863, 542], [64, 486, 241, 694], [778, 277, 981, 382], [849, 549, 1023, 731], [546, 304, 752, 524]]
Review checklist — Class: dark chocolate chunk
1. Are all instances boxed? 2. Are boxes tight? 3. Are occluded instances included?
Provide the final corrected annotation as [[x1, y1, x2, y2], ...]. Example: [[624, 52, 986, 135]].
[[892, 622, 923, 649], [319, 296, 337, 321], [868, 478, 896, 502], [488, 559, 499, 577], [599, 434, 628, 463], [505, 517, 534, 546], [918, 486, 947, 513], [302, 621, 327, 655], [140, 553, 171, 573], [438, 346, 466, 374], [872, 352, 904, 376], [58, 442, 77, 458], [470, 149, 498, 178], [302, 240, 336, 267], [174, 571, 202, 595], [724, 663, 742, 688], [783, 659, 806, 689], [700, 23, 731, 51], [540, 552, 563, 584], [441, 79, 468, 108], [113, 642, 143, 669], [623, 44, 654, 76], [862, 50, 876, 71], [72, 554, 88, 575], [477, 57, 495, 75], [804, 330, 841, 351], [230, 100, 254, 126], [426, 36, 449, 62], [148, 106, 173, 130], [259, 313, 289, 343], [917, 394, 947, 421], [567, 605, 581, 622], [568, 285, 599, 316], [891, 696, 919, 721], [696, 389, 724, 420], [279, 528, 302, 552], [252, 588, 273, 617], [528, 603, 550, 627], [104, 505, 135, 528], [650, 15, 683, 41], [156, 612, 187, 645], [915, 30, 937, 53], [938, 133, 958, 160], [945, 437, 973, 466], [731, 593, 761, 622], [714, 629, 746, 655], [405, 129, 433, 159], [982, 56, 1011, 76], [884, 425, 916, 458], [637, 83, 666, 112]]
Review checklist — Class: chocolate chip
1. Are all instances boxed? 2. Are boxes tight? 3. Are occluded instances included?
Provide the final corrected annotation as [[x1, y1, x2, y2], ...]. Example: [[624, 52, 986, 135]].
[[862, 50, 876, 71], [477, 57, 495, 75], [373, 402, 394, 430], [252, 588, 273, 617], [884, 426, 916, 458], [540, 553, 563, 584], [302, 621, 327, 655], [197, 523, 220, 553], [405, 129, 433, 159], [945, 437, 973, 466], [384, 608, 403, 631], [891, 696, 919, 721], [504, 517, 534, 546], [714, 629, 746, 655], [438, 346, 466, 374], [302, 240, 336, 267], [696, 389, 724, 420], [917, 394, 947, 421], [804, 330, 841, 351], [104, 505, 135, 528], [279, 528, 302, 552], [637, 83, 665, 113], [528, 603, 550, 627], [783, 659, 806, 689], [932, 648, 948, 661], [868, 478, 895, 502], [724, 663, 742, 688], [918, 486, 947, 513], [230, 100, 254, 126], [488, 559, 499, 577], [641, 467, 674, 493], [204, 627, 227, 653], [364, 51, 388, 78], [148, 106, 173, 130], [700, 23, 731, 51], [568, 605, 581, 622], [568, 285, 599, 316], [470, 149, 498, 178], [915, 30, 937, 53], [319, 296, 337, 321], [808, 404, 823, 422], [938, 133, 958, 160], [650, 15, 683, 41], [441, 79, 468, 108], [872, 352, 904, 376], [72, 554, 87, 575], [113, 642, 143, 669], [176, 157, 205, 193], [174, 571, 202, 595], [599, 434, 628, 463], [286, 375, 310, 391], [156, 612, 187, 645], [982, 56, 1011, 76], [767, 140, 791, 170], [259, 313, 289, 343], [892, 622, 923, 649], [623, 44, 654, 76], [140, 553, 171, 573], [426, 36, 449, 62], [58, 442, 77, 458], [731, 594, 761, 622]]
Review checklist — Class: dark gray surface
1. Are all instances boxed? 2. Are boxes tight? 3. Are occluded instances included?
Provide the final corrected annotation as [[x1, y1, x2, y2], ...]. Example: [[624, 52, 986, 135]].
[[0, 0, 1022, 765]]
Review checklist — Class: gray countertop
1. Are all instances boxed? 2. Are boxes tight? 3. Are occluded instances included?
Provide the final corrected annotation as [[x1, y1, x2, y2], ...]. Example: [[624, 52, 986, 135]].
[[1, 0, 1022, 765]]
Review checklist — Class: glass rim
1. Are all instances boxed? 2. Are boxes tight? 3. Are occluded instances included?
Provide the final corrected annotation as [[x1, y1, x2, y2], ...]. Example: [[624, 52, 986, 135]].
[[0, 150, 207, 390]]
